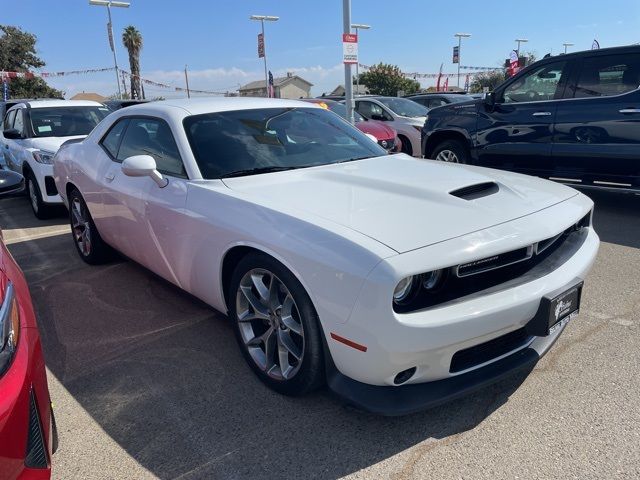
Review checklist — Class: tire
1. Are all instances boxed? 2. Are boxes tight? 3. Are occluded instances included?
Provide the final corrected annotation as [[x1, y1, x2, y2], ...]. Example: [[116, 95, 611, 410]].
[[431, 139, 469, 164], [228, 252, 324, 396], [68, 188, 113, 265], [25, 171, 52, 219], [399, 134, 413, 156]]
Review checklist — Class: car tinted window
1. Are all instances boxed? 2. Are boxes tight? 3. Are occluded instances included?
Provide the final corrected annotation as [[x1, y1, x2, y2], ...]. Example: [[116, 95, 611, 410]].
[[117, 118, 186, 177], [572, 54, 640, 98], [183, 107, 386, 179], [13, 110, 24, 133], [30, 106, 109, 137], [100, 119, 129, 158], [356, 101, 393, 120], [502, 61, 567, 103], [377, 97, 428, 118], [3, 110, 16, 130]]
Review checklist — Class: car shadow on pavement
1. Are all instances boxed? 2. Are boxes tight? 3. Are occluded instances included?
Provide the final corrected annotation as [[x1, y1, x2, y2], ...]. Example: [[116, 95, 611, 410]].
[[583, 190, 640, 250], [8, 232, 533, 480], [0, 195, 67, 230]]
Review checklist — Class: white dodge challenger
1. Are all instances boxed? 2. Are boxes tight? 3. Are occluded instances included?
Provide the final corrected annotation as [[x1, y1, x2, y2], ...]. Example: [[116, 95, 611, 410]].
[[53, 98, 599, 415]]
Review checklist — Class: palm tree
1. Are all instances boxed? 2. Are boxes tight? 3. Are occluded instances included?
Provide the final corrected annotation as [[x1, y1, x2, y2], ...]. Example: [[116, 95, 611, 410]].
[[122, 26, 143, 99]]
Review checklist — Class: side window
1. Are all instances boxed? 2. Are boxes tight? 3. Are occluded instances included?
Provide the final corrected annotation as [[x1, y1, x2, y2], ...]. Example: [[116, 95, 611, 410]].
[[572, 54, 640, 98], [100, 119, 129, 158], [355, 101, 374, 119], [429, 99, 447, 108], [117, 118, 186, 178], [13, 110, 24, 134], [502, 61, 567, 103], [3, 110, 16, 130]]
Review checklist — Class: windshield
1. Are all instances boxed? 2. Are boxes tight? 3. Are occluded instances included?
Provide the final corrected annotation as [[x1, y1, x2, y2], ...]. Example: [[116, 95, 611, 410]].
[[30, 106, 109, 137], [183, 107, 386, 179], [376, 97, 428, 118], [323, 101, 365, 122]]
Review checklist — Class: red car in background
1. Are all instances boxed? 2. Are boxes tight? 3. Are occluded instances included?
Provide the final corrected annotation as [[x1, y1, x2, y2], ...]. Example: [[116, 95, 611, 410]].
[[302, 99, 401, 153], [0, 170, 56, 480]]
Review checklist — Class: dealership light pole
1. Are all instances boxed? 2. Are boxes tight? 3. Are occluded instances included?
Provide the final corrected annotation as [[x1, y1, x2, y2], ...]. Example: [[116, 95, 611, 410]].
[[250, 15, 279, 97], [89, 0, 129, 99], [343, 0, 354, 124], [515, 38, 528, 58], [351, 23, 370, 95], [563, 42, 574, 54], [454, 33, 471, 87]]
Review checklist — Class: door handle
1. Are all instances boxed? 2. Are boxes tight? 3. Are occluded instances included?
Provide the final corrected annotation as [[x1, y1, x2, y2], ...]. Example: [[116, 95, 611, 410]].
[[532, 111, 552, 117], [104, 172, 115, 181], [619, 108, 640, 114]]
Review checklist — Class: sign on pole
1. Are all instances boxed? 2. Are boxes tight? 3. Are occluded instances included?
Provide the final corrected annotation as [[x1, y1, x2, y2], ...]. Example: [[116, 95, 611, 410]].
[[107, 22, 115, 52], [2, 80, 8, 101], [452, 46, 460, 64], [508, 50, 520, 77], [257, 33, 265, 58], [342, 33, 358, 64]]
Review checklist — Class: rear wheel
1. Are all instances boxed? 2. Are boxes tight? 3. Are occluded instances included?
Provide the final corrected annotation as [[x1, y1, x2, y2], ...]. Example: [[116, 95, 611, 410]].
[[229, 252, 324, 396], [25, 172, 52, 219], [432, 139, 469, 164], [68, 189, 113, 264]]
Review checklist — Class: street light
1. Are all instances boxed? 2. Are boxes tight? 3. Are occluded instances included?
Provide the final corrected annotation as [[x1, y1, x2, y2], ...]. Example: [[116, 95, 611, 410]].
[[351, 23, 370, 96], [89, 0, 130, 99], [250, 15, 279, 98], [515, 38, 528, 57], [563, 42, 574, 54], [454, 33, 471, 88]]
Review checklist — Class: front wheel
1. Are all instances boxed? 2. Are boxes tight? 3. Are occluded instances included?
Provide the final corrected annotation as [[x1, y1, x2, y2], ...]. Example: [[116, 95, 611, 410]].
[[399, 134, 413, 156], [68, 189, 113, 265], [229, 253, 324, 396], [26, 172, 52, 219], [431, 139, 469, 164]]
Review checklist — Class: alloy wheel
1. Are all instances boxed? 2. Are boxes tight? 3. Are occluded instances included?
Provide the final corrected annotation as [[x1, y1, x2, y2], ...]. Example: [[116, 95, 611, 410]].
[[435, 149, 459, 163], [235, 268, 305, 380], [71, 197, 92, 256]]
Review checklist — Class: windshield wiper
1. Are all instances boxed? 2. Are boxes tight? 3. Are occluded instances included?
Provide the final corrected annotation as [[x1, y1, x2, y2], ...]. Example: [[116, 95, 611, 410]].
[[219, 165, 301, 178], [337, 156, 372, 164]]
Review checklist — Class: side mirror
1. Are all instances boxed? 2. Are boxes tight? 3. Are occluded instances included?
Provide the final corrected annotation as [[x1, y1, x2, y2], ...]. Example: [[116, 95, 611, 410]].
[[3, 128, 23, 140], [364, 133, 378, 144], [0, 170, 25, 195], [484, 92, 496, 108], [121, 155, 168, 188]]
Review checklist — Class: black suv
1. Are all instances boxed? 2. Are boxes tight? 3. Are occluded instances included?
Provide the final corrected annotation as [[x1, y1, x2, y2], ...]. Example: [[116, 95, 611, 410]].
[[422, 45, 640, 192]]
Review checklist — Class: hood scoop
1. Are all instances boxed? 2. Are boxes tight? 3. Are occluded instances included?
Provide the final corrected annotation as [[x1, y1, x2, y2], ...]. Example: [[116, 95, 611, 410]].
[[450, 182, 499, 200]]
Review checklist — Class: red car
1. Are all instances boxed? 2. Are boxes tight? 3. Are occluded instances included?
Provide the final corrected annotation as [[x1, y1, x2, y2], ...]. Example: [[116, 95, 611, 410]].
[[0, 170, 56, 479], [302, 99, 401, 153]]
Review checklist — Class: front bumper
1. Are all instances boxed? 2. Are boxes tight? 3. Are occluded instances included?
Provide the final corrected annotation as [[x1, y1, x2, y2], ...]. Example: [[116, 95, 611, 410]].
[[30, 162, 61, 205]]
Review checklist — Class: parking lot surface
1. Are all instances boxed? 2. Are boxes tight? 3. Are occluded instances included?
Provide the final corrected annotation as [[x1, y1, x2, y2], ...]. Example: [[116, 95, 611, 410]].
[[1, 190, 638, 480]]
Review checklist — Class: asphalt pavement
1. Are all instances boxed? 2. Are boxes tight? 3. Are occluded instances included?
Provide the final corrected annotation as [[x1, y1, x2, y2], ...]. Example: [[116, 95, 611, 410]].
[[0, 189, 638, 480]]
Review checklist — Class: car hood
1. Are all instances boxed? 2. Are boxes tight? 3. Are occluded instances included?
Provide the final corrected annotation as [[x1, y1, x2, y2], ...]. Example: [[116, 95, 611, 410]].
[[355, 120, 396, 140], [222, 155, 578, 253], [28, 135, 86, 153]]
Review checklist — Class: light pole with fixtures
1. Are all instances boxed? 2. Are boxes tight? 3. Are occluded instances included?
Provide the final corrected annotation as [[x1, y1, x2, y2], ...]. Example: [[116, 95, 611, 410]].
[[454, 33, 471, 88], [350, 23, 370, 95], [515, 38, 528, 58], [563, 42, 574, 54], [89, 0, 130, 99], [250, 15, 279, 98]]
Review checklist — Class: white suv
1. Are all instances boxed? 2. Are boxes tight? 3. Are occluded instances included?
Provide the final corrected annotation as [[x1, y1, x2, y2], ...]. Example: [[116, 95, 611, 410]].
[[354, 96, 428, 157], [1, 100, 109, 218]]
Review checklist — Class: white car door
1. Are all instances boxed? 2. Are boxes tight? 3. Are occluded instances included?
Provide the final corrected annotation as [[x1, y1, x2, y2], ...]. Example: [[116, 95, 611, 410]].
[[3, 109, 26, 172], [99, 116, 189, 283]]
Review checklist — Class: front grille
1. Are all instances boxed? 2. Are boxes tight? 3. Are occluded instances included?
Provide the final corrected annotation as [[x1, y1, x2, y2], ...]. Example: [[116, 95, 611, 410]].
[[25, 390, 48, 468], [457, 245, 533, 277], [44, 176, 58, 196], [378, 138, 395, 150], [450, 327, 531, 373]]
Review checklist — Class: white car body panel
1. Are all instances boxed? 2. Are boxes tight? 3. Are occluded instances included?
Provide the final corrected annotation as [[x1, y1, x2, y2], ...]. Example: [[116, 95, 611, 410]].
[[53, 97, 599, 392]]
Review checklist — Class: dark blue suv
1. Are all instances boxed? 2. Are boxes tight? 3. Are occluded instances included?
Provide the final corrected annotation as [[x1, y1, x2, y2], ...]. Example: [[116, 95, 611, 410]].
[[422, 45, 640, 192]]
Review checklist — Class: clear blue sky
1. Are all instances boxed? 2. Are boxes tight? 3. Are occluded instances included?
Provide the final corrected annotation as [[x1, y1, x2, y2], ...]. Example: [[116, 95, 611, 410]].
[[2, 0, 640, 98]]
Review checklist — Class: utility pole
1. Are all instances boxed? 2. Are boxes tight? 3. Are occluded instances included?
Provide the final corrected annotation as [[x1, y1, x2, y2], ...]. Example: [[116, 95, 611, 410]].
[[184, 65, 191, 98], [454, 33, 471, 88], [89, 0, 130, 99], [563, 42, 574, 54], [250, 15, 279, 97], [343, 0, 354, 124]]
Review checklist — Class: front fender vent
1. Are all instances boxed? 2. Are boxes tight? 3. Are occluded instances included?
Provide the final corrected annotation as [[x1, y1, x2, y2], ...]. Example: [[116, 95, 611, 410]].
[[450, 182, 499, 200]]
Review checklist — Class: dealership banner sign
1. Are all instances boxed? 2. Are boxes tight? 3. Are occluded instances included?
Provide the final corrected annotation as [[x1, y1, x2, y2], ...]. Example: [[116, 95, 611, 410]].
[[452, 46, 460, 64], [258, 33, 265, 58], [343, 33, 358, 64]]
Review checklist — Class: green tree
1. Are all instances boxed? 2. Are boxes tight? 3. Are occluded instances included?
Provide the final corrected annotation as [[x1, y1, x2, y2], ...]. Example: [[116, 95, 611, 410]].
[[122, 26, 144, 99], [0, 26, 63, 99], [357, 63, 421, 96], [470, 70, 508, 93]]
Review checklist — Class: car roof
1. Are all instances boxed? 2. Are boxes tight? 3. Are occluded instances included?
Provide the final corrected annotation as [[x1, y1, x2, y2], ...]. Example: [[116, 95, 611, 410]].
[[120, 96, 323, 116]]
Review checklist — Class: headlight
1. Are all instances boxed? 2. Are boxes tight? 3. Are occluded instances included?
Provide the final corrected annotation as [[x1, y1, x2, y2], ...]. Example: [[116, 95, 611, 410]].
[[423, 270, 445, 290], [413, 125, 422, 132], [0, 282, 20, 377], [32, 150, 56, 164], [393, 276, 418, 304]]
